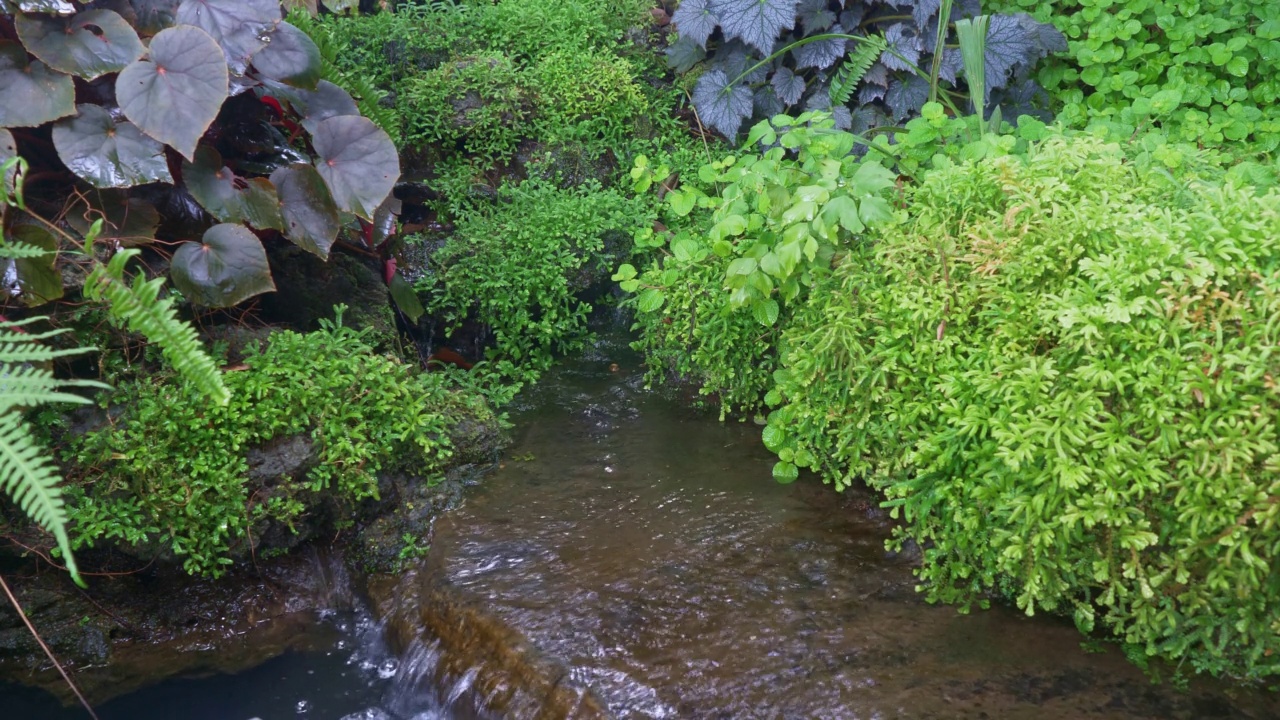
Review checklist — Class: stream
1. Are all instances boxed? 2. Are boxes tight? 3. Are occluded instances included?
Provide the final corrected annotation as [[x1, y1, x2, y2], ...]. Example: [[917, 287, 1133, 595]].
[[4, 331, 1278, 719]]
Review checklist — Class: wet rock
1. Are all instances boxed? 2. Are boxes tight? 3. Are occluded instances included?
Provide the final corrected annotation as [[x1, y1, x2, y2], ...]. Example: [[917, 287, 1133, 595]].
[[258, 246, 395, 347]]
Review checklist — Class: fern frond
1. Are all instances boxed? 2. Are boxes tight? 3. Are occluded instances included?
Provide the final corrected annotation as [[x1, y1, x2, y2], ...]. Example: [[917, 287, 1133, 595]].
[[0, 411, 79, 583], [829, 34, 887, 107], [83, 249, 230, 405], [0, 342, 96, 364], [0, 365, 107, 413], [0, 240, 51, 259]]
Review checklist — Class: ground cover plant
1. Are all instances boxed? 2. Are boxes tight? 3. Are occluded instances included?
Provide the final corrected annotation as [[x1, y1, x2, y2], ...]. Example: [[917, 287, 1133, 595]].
[[65, 308, 499, 577], [987, 0, 1280, 148]]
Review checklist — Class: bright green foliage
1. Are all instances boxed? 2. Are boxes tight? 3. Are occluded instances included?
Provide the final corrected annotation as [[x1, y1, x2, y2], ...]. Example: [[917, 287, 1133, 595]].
[[769, 134, 1280, 679], [417, 180, 652, 383], [622, 112, 900, 418], [991, 0, 1280, 149], [528, 49, 649, 149], [67, 313, 498, 576], [458, 0, 651, 62], [401, 53, 530, 163]]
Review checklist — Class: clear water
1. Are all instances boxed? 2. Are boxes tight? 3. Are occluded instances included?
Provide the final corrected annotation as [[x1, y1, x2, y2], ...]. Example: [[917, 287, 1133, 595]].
[[4, 331, 1278, 719]]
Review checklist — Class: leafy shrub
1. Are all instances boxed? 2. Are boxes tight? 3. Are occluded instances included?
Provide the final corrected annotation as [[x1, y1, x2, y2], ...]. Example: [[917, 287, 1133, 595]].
[[67, 310, 498, 576], [619, 112, 900, 420], [668, 0, 1066, 138], [416, 179, 653, 382], [767, 134, 1280, 678], [459, 0, 651, 62], [401, 53, 530, 163], [990, 0, 1280, 149], [0, 1, 400, 309]]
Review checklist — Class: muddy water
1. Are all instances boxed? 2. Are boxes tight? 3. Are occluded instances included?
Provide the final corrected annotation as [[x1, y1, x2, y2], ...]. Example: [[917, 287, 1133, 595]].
[[419, 334, 1279, 720]]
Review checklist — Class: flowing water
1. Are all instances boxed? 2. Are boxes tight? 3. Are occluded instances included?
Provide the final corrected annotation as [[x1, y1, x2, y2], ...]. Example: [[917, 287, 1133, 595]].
[[4, 331, 1279, 719]]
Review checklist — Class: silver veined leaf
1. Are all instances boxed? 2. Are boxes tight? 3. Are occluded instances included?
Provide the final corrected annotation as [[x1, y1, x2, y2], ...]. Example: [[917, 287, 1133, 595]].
[[984, 13, 1066, 92], [771, 66, 805, 106], [881, 22, 922, 73], [692, 68, 754, 139], [885, 74, 930, 120], [670, 0, 717, 48], [913, 0, 942, 29], [794, 35, 846, 71], [710, 0, 798, 56], [797, 0, 836, 34], [666, 35, 708, 73]]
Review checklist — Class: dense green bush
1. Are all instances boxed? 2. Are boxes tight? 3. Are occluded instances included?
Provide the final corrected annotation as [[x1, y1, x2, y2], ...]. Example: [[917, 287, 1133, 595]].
[[989, 0, 1280, 148], [66, 311, 498, 576], [401, 52, 531, 163], [765, 135, 1280, 678], [416, 179, 653, 383]]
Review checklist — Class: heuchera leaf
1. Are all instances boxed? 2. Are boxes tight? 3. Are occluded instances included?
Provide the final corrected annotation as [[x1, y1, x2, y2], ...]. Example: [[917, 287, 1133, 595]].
[[269, 163, 340, 259], [881, 22, 922, 73], [52, 104, 173, 188], [175, 0, 282, 75], [711, 0, 798, 56], [797, 0, 836, 34], [771, 67, 805, 106], [692, 68, 754, 138], [15, 10, 145, 80], [885, 74, 930, 120], [170, 223, 275, 307], [251, 21, 321, 90], [754, 85, 785, 117], [0, 42, 75, 129], [912, 0, 941, 29], [311, 115, 399, 220], [984, 14, 1067, 92], [14, 0, 74, 13], [666, 35, 707, 73], [670, 0, 717, 48], [116, 25, 228, 160], [794, 35, 846, 71], [183, 145, 284, 230], [66, 190, 160, 247]]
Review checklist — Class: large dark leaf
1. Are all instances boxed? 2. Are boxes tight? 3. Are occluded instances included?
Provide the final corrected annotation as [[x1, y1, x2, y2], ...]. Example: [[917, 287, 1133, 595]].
[[269, 163, 339, 259], [692, 68, 753, 139], [175, 0, 282, 75], [666, 35, 707, 73], [984, 14, 1066, 92], [312, 116, 399, 221], [67, 189, 160, 246], [15, 9, 145, 80], [9, 222, 62, 307], [117, 25, 228, 160], [129, 0, 180, 35], [251, 21, 321, 90], [0, 42, 75, 128], [881, 22, 922, 73], [52, 104, 172, 188], [797, 0, 836, 34], [183, 145, 284, 230], [711, 0, 797, 55], [264, 79, 359, 135], [170, 223, 275, 307], [670, 0, 716, 48]]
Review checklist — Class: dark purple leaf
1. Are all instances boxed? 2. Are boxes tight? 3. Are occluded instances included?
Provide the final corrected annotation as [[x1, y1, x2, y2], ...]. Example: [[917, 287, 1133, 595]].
[[885, 74, 930, 120], [270, 163, 340, 260], [771, 66, 806, 105], [15, 9, 145, 80], [116, 25, 228, 160], [794, 35, 845, 70], [183, 145, 284, 231], [312, 115, 400, 220], [170, 223, 275, 307], [710, 0, 798, 55], [670, 0, 717, 48], [175, 0, 281, 75], [66, 189, 160, 247], [251, 21, 321, 90], [52, 104, 172, 188], [0, 42, 75, 128], [692, 68, 754, 139]]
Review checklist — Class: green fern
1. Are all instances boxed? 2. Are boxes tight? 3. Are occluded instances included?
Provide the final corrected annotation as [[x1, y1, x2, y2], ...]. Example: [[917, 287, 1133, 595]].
[[829, 35, 887, 107], [0, 320, 107, 587], [83, 249, 230, 405]]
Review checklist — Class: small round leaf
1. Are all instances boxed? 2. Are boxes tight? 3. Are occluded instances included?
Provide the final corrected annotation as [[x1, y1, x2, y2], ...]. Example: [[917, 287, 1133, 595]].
[[0, 42, 75, 129], [117, 25, 228, 160], [16, 9, 145, 80], [52, 104, 173, 188], [170, 223, 275, 307], [312, 115, 399, 220]]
